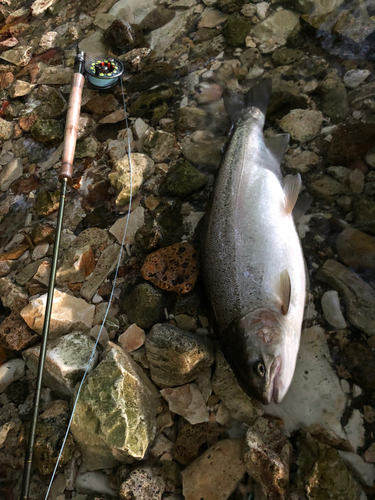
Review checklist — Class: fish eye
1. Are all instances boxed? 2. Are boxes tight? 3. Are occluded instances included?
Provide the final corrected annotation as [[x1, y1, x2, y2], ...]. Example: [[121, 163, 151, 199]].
[[253, 361, 266, 378]]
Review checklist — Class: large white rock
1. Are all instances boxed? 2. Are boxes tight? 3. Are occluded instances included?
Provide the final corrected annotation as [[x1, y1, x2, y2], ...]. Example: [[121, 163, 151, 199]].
[[20, 290, 95, 337], [22, 332, 98, 396], [338, 450, 375, 487], [0, 358, 25, 392], [264, 326, 348, 438], [108, 0, 157, 24]]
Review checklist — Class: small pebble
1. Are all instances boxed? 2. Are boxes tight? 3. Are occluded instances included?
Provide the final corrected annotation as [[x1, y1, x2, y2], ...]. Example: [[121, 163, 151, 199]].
[[32, 243, 49, 260], [0, 359, 26, 392], [118, 324, 146, 352], [321, 290, 346, 329], [343, 69, 370, 89]]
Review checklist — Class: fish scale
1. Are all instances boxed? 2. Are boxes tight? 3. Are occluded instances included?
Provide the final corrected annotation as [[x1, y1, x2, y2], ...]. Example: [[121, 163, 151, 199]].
[[202, 80, 306, 405]]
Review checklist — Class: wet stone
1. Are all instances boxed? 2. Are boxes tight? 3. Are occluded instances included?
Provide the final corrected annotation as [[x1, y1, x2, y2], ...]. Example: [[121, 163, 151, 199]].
[[0, 358, 25, 392], [0, 45, 32, 66], [190, 35, 226, 61], [118, 324, 145, 352], [145, 323, 214, 387], [135, 198, 183, 251], [141, 242, 199, 294], [160, 161, 207, 199], [26, 85, 67, 119], [74, 136, 98, 159], [9, 80, 35, 98], [37, 67, 73, 85], [224, 13, 251, 46], [250, 10, 300, 42], [311, 176, 344, 198], [320, 71, 348, 124], [109, 206, 145, 246], [119, 467, 165, 500], [104, 19, 146, 52], [328, 123, 375, 166], [83, 94, 119, 117], [184, 441, 244, 499], [71, 227, 108, 251], [123, 283, 164, 329], [336, 227, 375, 272], [181, 135, 224, 169], [342, 343, 375, 393], [71, 342, 160, 470], [33, 400, 75, 475], [0, 277, 27, 309], [353, 197, 375, 235]]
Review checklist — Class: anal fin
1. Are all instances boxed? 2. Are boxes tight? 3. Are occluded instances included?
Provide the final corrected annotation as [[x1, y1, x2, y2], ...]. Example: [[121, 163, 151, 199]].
[[284, 174, 302, 213], [275, 270, 291, 316]]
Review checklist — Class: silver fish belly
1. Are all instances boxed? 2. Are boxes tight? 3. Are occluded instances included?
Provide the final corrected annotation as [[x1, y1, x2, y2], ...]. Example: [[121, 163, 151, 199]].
[[203, 83, 306, 405]]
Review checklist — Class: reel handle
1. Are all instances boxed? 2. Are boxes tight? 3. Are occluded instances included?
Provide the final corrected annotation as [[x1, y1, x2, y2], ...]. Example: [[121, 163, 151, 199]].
[[59, 72, 84, 182]]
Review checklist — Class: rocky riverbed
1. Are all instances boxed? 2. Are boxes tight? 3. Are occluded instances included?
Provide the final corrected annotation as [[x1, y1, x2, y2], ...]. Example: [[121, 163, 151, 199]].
[[0, 0, 375, 499]]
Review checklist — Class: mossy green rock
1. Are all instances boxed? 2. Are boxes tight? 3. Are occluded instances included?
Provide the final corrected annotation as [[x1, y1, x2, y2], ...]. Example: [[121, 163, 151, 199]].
[[217, 0, 246, 13], [74, 136, 99, 159], [123, 283, 164, 329], [160, 161, 207, 199], [35, 190, 60, 217], [296, 432, 363, 499], [135, 198, 183, 251], [71, 342, 160, 470], [34, 400, 75, 475], [145, 323, 214, 388], [129, 86, 179, 121], [27, 85, 67, 119], [30, 118, 64, 144], [224, 14, 251, 47]]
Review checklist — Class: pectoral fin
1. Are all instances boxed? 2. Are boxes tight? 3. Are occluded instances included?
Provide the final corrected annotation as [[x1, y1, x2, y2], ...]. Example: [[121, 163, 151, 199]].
[[284, 174, 302, 214], [275, 270, 291, 316]]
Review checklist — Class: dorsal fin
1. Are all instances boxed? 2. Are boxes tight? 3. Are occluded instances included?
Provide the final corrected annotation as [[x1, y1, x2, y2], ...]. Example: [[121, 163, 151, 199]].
[[284, 174, 302, 213], [265, 134, 290, 164], [275, 270, 291, 316]]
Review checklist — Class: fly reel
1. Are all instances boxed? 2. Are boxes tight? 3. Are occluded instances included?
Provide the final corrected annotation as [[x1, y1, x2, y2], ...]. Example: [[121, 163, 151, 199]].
[[85, 56, 124, 89]]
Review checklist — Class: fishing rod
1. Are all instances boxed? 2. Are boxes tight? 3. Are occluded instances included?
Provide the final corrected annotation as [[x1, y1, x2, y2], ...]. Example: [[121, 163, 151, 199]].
[[20, 47, 127, 500]]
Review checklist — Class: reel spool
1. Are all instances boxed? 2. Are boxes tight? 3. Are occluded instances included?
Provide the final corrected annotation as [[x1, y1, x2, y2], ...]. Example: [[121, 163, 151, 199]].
[[85, 56, 124, 89]]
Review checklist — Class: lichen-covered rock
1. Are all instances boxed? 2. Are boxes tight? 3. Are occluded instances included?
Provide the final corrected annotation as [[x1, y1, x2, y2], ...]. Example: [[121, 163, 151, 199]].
[[182, 440, 245, 500], [0, 277, 28, 309], [0, 45, 32, 66], [212, 350, 263, 424], [109, 153, 155, 205], [56, 245, 95, 285], [71, 227, 109, 251], [25, 85, 67, 119], [74, 136, 98, 159], [295, 432, 363, 499], [33, 400, 75, 475], [71, 342, 160, 470], [145, 323, 214, 387], [20, 290, 95, 337], [23, 332, 99, 396], [135, 198, 183, 251], [129, 86, 179, 121], [243, 418, 293, 499], [30, 118, 64, 143], [320, 71, 348, 124], [159, 161, 207, 199], [141, 242, 199, 294], [181, 135, 224, 168], [119, 467, 165, 500], [35, 189, 60, 217], [142, 129, 176, 163], [123, 283, 164, 329]]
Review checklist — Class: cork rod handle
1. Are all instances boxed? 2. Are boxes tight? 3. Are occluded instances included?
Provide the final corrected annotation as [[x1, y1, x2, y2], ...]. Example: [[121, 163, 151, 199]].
[[59, 72, 85, 182]]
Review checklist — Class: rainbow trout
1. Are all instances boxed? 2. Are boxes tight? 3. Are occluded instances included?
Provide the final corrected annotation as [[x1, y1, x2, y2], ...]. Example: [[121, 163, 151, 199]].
[[203, 79, 306, 404]]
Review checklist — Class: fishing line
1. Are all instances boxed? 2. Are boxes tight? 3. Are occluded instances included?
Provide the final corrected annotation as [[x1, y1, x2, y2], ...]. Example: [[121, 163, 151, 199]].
[[44, 77, 133, 500]]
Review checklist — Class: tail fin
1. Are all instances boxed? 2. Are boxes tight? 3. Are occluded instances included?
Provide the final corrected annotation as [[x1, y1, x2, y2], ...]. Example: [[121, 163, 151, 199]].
[[224, 78, 272, 124]]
